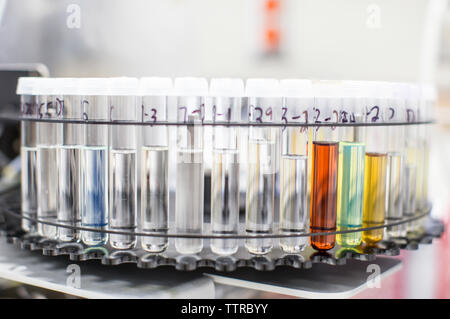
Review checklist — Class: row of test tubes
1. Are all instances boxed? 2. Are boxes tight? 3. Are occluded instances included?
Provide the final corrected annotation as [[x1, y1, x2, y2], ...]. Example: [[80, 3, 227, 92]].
[[16, 77, 435, 255]]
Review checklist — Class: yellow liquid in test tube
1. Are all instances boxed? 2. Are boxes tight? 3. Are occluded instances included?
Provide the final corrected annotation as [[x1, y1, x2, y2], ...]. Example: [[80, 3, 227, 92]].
[[362, 152, 387, 245]]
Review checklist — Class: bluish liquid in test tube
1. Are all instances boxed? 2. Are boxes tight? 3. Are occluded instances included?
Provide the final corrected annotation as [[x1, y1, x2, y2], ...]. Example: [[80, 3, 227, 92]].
[[18, 79, 38, 233], [245, 79, 279, 255], [109, 81, 138, 250], [336, 86, 366, 248], [140, 78, 171, 253], [81, 90, 109, 246], [278, 83, 311, 253], [175, 89, 205, 254], [36, 80, 58, 239], [337, 142, 365, 247], [57, 81, 82, 242], [210, 79, 243, 255]]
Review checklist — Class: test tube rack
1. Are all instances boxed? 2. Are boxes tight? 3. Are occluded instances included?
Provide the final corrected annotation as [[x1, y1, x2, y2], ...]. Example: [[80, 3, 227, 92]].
[[0, 188, 444, 272], [8, 78, 441, 272]]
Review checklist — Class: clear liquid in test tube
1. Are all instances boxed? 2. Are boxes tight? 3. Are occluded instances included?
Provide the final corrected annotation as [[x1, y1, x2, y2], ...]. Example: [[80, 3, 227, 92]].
[[209, 78, 243, 255], [80, 79, 110, 246], [17, 78, 38, 233], [109, 77, 139, 249], [336, 81, 366, 248], [385, 82, 406, 238], [278, 79, 312, 253], [56, 78, 82, 242], [35, 78, 58, 239], [139, 77, 172, 253], [245, 79, 280, 255], [174, 77, 208, 254]]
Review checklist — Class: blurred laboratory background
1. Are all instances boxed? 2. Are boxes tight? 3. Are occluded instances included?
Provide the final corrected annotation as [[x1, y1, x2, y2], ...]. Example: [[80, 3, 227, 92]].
[[0, 0, 449, 298]]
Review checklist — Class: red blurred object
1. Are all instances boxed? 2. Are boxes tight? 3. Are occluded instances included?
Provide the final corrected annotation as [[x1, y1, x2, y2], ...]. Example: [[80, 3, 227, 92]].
[[263, 0, 281, 53]]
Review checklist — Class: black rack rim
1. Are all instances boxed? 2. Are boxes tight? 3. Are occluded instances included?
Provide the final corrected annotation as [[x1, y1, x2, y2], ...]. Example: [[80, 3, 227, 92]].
[[2, 205, 431, 239], [0, 113, 435, 127]]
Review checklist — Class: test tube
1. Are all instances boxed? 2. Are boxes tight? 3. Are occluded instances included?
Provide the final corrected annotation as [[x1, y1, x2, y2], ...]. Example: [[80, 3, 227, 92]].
[[278, 79, 312, 253], [35, 78, 58, 238], [362, 82, 388, 245], [310, 81, 340, 251], [245, 79, 280, 255], [17, 77, 38, 233], [385, 82, 406, 238], [419, 84, 436, 213], [109, 77, 139, 249], [56, 78, 82, 242], [402, 83, 419, 233], [80, 78, 110, 246], [139, 77, 172, 253], [174, 77, 208, 255], [209, 78, 243, 255], [336, 81, 366, 248], [415, 84, 435, 218]]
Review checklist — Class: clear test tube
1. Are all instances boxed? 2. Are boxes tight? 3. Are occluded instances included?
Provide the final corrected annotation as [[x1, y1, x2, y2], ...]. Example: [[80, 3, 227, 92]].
[[278, 79, 312, 253], [17, 77, 39, 233], [402, 83, 419, 233], [109, 77, 139, 249], [245, 79, 280, 255], [174, 77, 208, 255], [139, 77, 172, 253], [209, 78, 243, 255], [35, 78, 58, 238], [310, 81, 340, 251], [336, 81, 366, 248], [362, 82, 388, 245], [415, 84, 435, 218], [80, 78, 110, 246], [384, 82, 406, 238], [419, 84, 436, 213], [56, 78, 82, 242], [415, 89, 426, 215]]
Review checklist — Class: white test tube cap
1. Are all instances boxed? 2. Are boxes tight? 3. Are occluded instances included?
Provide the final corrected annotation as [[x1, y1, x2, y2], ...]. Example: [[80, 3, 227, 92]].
[[388, 82, 405, 102], [174, 77, 208, 96], [16, 77, 39, 95], [109, 77, 139, 96], [422, 83, 438, 102], [53, 78, 80, 96], [379, 81, 395, 100], [32, 77, 57, 96], [408, 83, 420, 100], [245, 78, 280, 98], [312, 80, 343, 98], [397, 82, 412, 101], [209, 78, 244, 97], [280, 79, 313, 98], [396, 82, 419, 102], [359, 81, 392, 100], [341, 80, 370, 99], [139, 77, 173, 96], [78, 78, 111, 96]]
